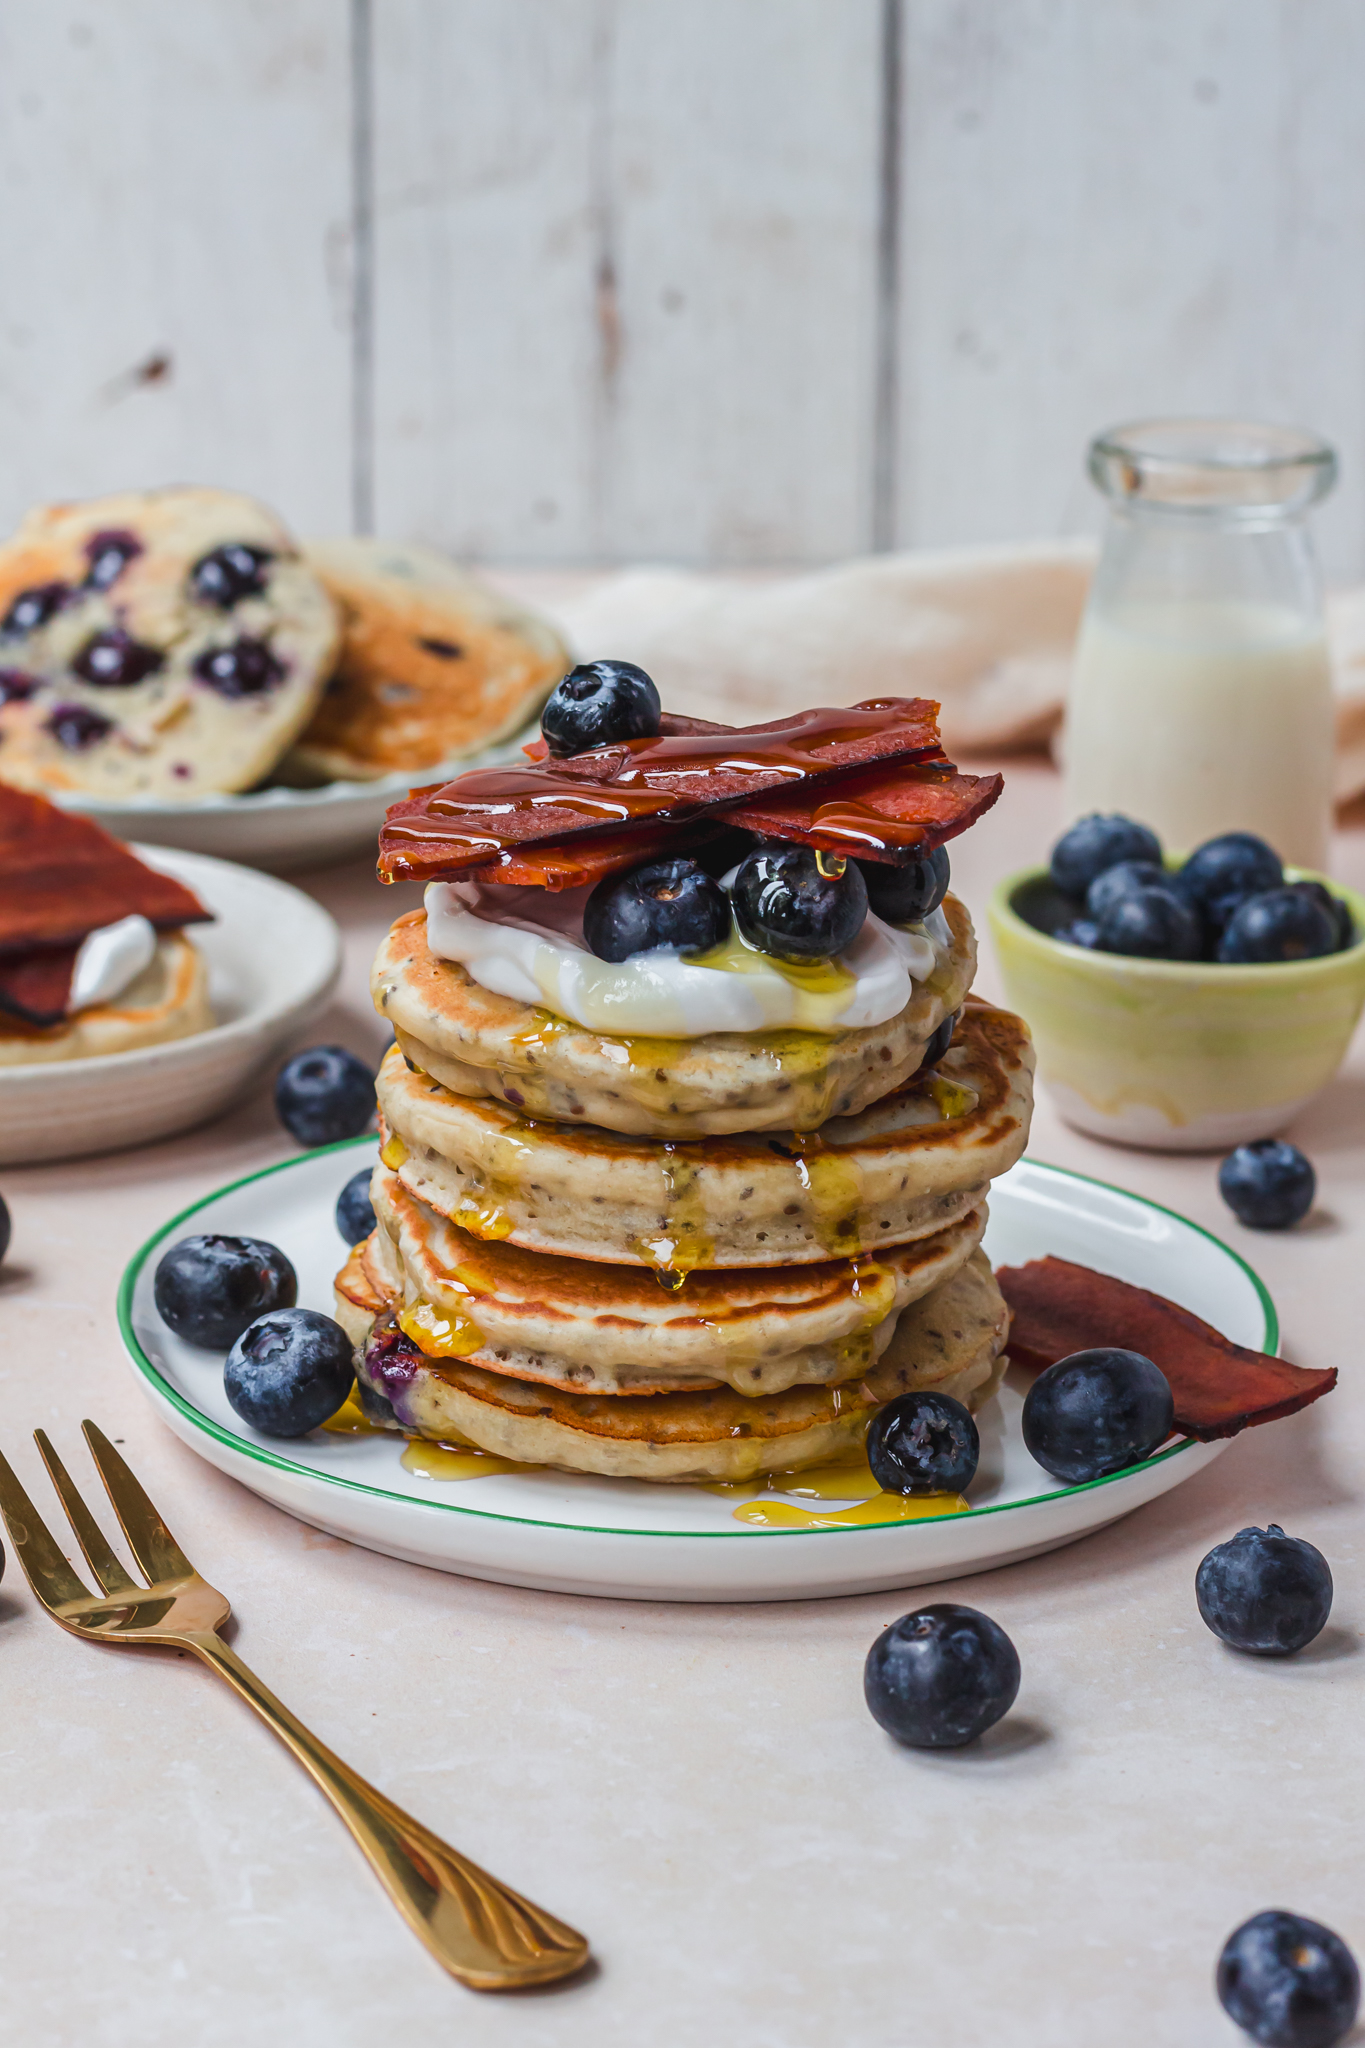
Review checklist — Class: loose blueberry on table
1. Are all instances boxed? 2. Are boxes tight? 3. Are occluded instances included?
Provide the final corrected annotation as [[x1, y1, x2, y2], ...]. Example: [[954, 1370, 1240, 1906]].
[[1049, 813, 1163, 896], [224, 1307, 354, 1437], [275, 1046, 376, 1147], [732, 844, 868, 962], [1219, 1141, 1316, 1230], [540, 659, 662, 756], [189, 542, 274, 609], [857, 844, 950, 924], [583, 856, 730, 963], [1021, 1346, 1174, 1484], [864, 1604, 1020, 1749], [1217, 1909, 1359, 2048], [335, 1167, 377, 1246], [1196, 1524, 1333, 1656], [865, 1390, 979, 1496], [154, 1233, 297, 1351]]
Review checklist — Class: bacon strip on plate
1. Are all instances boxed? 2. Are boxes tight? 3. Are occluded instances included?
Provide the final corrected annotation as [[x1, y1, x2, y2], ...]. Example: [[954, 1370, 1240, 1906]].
[[0, 784, 210, 957]]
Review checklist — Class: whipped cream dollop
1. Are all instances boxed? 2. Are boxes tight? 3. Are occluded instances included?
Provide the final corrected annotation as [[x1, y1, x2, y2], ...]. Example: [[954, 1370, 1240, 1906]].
[[424, 877, 954, 1036], [68, 914, 158, 1012]]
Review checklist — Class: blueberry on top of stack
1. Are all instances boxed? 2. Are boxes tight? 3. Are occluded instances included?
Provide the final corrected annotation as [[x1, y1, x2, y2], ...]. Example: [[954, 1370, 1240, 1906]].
[[1047, 814, 1355, 963]]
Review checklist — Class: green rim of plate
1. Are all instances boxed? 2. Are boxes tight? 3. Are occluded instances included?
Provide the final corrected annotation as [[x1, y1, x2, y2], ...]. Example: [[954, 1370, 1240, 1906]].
[[117, 1140, 1277, 1542]]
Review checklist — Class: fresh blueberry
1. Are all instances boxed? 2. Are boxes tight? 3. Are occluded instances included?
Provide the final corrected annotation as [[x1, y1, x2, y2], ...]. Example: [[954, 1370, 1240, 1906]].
[[1096, 885, 1202, 959], [83, 529, 142, 591], [733, 844, 868, 962], [866, 1391, 979, 1495], [0, 669, 37, 704], [864, 1604, 1020, 1749], [1179, 831, 1284, 934], [921, 1008, 960, 1067], [1219, 1139, 1316, 1230], [46, 703, 113, 750], [275, 1045, 375, 1147], [0, 1190, 9, 1265], [335, 1167, 377, 1245], [1022, 1346, 1174, 1484], [1288, 881, 1355, 952], [1084, 858, 1170, 923], [858, 846, 950, 925], [1196, 1524, 1333, 1657], [583, 856, 730, 963], [192, 636, 286, 699], [224, 1307, 354, 1437], [1050, 814, 1162, 897], [71, 628, 164, 687], [1055, 918, 1102, 949], [1217, 1909, 1359, 2047], [190, 543, 274, 609], [0, 581, 69, 638], [540, 660, 662, 756], [154, 1233, 297, 1351], [1219, 888, 1338, 964]]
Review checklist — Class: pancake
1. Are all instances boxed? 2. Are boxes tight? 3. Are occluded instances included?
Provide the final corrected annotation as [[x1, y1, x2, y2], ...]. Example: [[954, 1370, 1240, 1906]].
[[0, 931, 210, 1064], [371, 892, 978, 1138], [376, 996, 1032, 1272], [364, 1165, 985, 1394], [284, 538, 570, 782], [340, 1247, 1010, 1483]]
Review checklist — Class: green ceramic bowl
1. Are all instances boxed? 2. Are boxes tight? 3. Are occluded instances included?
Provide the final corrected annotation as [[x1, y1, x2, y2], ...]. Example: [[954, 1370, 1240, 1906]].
[[988, 864, 1365, 1151]]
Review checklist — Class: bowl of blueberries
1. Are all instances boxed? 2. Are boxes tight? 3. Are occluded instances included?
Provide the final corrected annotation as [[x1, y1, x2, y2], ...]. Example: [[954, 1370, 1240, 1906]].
[[988, 814, 1365, 1150]]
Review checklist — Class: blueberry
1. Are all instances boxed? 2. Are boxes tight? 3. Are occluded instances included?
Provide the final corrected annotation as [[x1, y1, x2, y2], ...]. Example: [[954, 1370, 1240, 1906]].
[[1217, 1909, 1359, 2047], [1219, 888, 1337, 964], [1022, 1346, 1174, 1484], [921, 1007, 960, 1067], [0, 1190, 9, 1265], [866, 1391, 979, 1495], [0, 669, 38, 703], [275, 1045, 375, 1147], [336, 1167, 377, 1245], [192, 636, 286, 699], [1197, 1524, 1333, 1657], [541, 660, 662, 756], [583, 856, 730, 963], [1219, 1139, 1316, 1230], [864, 1604, 1020, 1749], [1084, 858, 1169, 923], [83, 529, 142, 591], [857, 846, 950, 925], [46, 703, 113, 751], [1096, 885, 1202, 960], [1179, 831, 1284, 933], [224, 1308, 354, 1437], [71, 628, 164, 688], [1055, 918, 1102, 949], [733, 844, 868, 962], [1289, 881, 1355, 952], [1050, 814, 1162, 896], [190, 543, 274, 609], [0, 581, 69, 638], [154, 1233, 297, 1350]]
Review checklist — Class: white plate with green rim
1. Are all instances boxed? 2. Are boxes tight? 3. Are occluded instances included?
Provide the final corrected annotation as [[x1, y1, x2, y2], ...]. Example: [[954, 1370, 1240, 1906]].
[[118, 1147, 1273, 1604]]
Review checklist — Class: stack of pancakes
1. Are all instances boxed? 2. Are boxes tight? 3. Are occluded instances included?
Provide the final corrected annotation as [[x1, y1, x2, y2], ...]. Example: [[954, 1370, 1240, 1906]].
[[335, 894, 1035, 1486]]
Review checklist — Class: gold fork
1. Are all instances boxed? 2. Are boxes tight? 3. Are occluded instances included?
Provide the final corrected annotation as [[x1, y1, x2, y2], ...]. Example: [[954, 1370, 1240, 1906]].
[[0, 1420, 589, 1992]]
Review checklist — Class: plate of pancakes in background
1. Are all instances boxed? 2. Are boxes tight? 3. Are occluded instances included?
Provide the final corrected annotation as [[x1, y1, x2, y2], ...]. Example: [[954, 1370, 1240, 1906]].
[[0, 490, 571, 871]]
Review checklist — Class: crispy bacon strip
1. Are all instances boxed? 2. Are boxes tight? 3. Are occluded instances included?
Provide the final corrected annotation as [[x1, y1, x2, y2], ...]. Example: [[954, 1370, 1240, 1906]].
[[0, 784, 210, 957], [996, 1256, 1336, 1442], [0, 946, 79, 1027], [378, 699, 946, 883], [459, 821, 735, 892], [730, 763, 1004, 861]]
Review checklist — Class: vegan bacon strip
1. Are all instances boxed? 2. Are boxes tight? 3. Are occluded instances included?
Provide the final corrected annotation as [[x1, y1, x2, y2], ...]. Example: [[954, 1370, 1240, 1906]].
[[729, 762, 1004, 862], [996, 1256, 1336, 1441], [0, 784, 210, 958]]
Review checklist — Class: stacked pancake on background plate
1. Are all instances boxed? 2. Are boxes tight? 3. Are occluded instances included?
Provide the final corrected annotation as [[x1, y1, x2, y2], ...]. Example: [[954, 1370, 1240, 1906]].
[[336, 686, 1035, 1486]]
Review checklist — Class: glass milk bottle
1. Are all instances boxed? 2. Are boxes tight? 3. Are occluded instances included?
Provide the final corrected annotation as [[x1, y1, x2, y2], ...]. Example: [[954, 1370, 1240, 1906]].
[[1063, 418, 1337, 868]]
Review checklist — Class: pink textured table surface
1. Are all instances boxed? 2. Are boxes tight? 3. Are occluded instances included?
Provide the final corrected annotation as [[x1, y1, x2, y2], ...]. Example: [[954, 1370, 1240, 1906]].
[[2, 754, 1362, 2048]]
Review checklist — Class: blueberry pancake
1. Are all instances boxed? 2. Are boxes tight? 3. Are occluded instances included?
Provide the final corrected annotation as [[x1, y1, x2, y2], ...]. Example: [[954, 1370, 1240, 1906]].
[[284, 538, 570, 783], [0, 486, 339, 799]]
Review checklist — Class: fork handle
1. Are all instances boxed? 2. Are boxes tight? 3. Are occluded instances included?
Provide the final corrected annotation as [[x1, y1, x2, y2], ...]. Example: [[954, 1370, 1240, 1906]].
[[181, 1631, 588, 1990]]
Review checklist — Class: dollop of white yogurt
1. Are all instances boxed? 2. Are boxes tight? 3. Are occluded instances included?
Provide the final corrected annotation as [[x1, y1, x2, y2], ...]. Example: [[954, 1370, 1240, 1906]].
[[424, 878, 953, 1036], [68, 914, 158, 1012]]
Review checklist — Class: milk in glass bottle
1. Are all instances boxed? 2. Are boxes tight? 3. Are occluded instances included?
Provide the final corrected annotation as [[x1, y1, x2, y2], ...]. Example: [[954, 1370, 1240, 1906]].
[[1063, 419, 1337, 868]]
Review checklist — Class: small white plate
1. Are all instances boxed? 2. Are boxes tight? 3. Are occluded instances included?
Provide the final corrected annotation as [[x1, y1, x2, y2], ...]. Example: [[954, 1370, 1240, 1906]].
[[0, 847, 341, 1165], [118, 1152, 1273, 1603], [61, 724, 538, 875]]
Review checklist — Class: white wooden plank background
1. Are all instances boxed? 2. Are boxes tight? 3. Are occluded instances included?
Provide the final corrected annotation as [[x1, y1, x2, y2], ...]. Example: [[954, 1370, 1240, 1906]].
[[0, 0, 1362, 576]]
